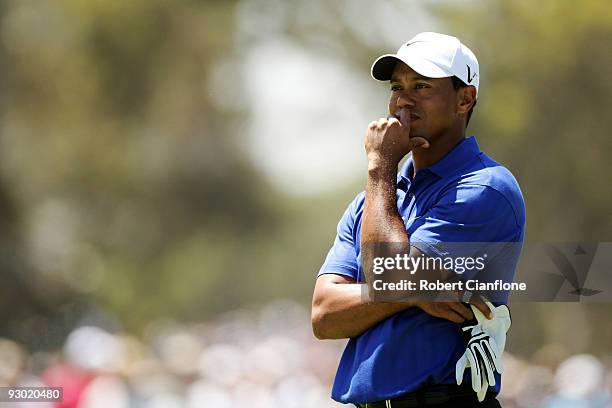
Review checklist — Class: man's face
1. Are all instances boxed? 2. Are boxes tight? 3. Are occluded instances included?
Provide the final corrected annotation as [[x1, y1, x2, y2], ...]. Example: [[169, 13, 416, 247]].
[[388, 62, 459, 143]]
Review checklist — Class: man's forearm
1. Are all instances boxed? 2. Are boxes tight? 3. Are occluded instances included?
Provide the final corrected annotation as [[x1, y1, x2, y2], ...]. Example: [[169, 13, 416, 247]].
[[312, 280, 414, 339], [312, 162, 415, 340], [361, 164, 410, 294], [361, 164, 409, 244]]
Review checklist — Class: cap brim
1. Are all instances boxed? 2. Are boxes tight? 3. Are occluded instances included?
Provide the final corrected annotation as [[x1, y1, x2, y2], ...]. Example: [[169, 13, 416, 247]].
[[370, 55, 401, 81], [371, 54, 453, 81]]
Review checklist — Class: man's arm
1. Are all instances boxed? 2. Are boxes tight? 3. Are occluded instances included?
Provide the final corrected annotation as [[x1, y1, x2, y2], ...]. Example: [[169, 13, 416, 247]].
[[360, 116, 426, 296], [311, 117, 489, 340], [361, 117, 414, 245], [312, 273, 480, 339], [311, 274, 415, 339]]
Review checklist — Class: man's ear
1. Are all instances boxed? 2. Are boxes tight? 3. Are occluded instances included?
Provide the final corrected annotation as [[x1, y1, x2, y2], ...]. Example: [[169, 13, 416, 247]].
[[456, 86, 477, 115]]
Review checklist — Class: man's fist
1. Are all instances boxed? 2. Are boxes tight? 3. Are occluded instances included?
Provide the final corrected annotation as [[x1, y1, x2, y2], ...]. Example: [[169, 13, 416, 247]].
[[364, 109, 429, 168]]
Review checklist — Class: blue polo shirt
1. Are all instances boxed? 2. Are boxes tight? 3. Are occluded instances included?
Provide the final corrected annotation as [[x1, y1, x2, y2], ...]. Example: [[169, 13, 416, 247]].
[[318, 136, 526, 405]]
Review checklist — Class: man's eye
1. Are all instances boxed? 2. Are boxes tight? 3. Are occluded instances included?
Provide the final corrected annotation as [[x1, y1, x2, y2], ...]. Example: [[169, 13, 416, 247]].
[[390, 85, 402, 92], [415, 83, 430, 89]]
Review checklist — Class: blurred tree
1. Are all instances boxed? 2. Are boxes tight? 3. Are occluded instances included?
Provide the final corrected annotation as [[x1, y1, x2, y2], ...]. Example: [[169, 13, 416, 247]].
[[433, 0, 612, 357], [0, 0, 285, 340], [434, 0, 612, 241], [0, 0, 610, 357]]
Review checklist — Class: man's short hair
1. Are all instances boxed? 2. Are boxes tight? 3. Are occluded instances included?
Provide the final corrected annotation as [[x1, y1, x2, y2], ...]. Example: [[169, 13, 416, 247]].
[[451, 76, 477, 127]]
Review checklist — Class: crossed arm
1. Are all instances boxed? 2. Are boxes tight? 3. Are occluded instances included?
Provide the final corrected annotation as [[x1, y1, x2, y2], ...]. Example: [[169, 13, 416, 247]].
[[311, 208, 488, 339], [311, 274, 415, 339], [311, 163, 489, 340], [311, 118, 491, 340]]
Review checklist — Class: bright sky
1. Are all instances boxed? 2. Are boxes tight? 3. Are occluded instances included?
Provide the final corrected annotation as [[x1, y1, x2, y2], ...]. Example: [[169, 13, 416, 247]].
[[219, 0, 441, 196], [243, 40, 376, 195]]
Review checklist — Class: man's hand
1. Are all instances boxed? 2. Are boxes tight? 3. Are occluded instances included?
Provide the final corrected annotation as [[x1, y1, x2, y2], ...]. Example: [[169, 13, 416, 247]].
[[364, 109, 429, 169], [415, 301, 473, 323], [455, 302, 512, 402], [415, 298, 492, 324]]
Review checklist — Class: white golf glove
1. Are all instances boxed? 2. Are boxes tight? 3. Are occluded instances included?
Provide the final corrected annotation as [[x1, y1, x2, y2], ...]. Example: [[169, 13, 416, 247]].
[[455, 301, 512, 402]]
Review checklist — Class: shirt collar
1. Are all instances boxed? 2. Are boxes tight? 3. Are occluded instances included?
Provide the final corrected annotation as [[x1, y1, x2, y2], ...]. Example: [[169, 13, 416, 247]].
[[398, 136, 481, 183]]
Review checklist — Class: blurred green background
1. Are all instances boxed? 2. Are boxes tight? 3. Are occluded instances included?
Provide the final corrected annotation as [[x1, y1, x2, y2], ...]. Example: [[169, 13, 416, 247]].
[[0, 0, 611, 405]]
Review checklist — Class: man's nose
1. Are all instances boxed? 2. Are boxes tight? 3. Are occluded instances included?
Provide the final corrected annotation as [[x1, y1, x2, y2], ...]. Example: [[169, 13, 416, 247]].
[[396, 90, 416, 109]]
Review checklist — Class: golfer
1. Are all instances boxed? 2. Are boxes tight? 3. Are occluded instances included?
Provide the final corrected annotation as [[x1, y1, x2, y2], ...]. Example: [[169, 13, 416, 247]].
[[312, 32, 526, 407]]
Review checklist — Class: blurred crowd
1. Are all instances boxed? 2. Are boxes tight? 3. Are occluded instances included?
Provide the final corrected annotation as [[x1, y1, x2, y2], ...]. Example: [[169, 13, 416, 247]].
[[0, 299, 610, 408]]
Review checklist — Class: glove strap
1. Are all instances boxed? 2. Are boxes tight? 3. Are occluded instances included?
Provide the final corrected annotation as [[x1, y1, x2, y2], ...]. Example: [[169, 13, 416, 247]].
[[459, 302, 479, 344]]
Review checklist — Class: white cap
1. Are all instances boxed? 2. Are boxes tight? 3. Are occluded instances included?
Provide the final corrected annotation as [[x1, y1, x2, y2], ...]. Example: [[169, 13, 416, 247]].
[[371, 32, 479, 95]]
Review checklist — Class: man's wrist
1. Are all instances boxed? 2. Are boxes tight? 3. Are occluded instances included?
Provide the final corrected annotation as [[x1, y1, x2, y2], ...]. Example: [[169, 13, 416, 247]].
[[367, 158, 398, 180]]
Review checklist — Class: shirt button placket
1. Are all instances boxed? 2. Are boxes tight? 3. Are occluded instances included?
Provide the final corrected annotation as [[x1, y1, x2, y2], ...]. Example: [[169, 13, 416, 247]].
[[402, 190, 416, 225]]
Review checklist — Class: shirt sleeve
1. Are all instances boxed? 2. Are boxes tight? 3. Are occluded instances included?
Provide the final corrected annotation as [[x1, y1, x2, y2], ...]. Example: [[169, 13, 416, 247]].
[[317, 192, 364, 280], [408, 183, 521, 259]]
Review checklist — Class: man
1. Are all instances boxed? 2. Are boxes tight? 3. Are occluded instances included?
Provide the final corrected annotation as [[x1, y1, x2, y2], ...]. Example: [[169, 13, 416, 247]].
[[311, 32, 526, 407]]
